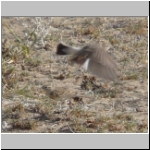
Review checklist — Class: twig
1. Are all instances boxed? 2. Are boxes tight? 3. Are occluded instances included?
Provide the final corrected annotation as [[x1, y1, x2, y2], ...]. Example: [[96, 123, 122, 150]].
[[2, 18, 22, 43], [66, 123, 74, 133]]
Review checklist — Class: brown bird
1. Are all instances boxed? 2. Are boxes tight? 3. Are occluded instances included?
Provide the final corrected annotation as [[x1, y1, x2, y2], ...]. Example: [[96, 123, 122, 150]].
[[41, 85, 76, 100], [56, 42, 119, 81], [41, 85, 65, 100]]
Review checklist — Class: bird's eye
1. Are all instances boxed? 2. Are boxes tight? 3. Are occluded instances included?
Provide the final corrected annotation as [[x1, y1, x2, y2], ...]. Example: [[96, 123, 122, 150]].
[[42, 86, 48, 89]]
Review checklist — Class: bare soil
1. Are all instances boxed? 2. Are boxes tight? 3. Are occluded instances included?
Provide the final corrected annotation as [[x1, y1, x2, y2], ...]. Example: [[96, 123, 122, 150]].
[[2, 17, 148, 133]]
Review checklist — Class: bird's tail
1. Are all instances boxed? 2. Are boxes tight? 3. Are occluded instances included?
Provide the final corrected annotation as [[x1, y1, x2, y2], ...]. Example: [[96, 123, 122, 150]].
[[56, 42, 79, 55]]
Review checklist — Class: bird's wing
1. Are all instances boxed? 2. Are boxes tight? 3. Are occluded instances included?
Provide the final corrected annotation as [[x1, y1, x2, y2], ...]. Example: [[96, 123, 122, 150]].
[[90, 43, 117, 69], [87, 43, 118, 80], [87, 59, 118, 80]]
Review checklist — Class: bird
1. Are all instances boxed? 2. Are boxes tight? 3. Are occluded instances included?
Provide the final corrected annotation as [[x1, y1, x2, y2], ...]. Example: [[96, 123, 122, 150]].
[[41, 85, 78, 101], [41, 85, 65, 100], [56, 41, 119, 81]]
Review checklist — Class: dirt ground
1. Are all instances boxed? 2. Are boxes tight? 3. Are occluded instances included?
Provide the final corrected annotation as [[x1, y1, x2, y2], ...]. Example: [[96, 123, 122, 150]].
[[2, 17, 148, 133]]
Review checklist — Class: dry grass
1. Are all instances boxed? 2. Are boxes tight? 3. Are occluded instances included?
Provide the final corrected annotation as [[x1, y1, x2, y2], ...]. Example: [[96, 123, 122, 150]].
[[2, 17, 148, 133]]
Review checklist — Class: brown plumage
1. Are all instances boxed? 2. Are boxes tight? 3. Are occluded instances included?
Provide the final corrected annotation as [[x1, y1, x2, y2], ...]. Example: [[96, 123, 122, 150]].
[[41, 85, 65, 100], [56, 42, 119, 81]]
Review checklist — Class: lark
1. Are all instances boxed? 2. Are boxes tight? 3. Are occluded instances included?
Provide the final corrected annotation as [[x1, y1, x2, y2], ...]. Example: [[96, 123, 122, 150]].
[[56, 41, 119, 81], [41, 85, 65, 100], [41, 85, 77, 100]]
